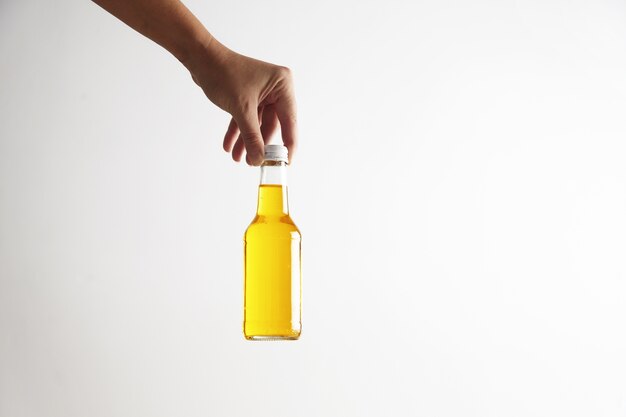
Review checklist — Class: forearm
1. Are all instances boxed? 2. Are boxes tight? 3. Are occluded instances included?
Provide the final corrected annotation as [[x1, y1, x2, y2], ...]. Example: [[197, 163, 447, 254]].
[[92, 0, 220, 66]]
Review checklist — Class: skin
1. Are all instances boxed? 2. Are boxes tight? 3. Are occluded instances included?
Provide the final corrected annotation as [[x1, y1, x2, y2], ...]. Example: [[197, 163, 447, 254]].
[[92, 0, 297, 166]]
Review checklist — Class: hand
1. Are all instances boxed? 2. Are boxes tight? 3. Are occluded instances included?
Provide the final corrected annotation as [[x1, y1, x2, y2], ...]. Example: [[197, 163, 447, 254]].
[[185, 39, 298, 166]]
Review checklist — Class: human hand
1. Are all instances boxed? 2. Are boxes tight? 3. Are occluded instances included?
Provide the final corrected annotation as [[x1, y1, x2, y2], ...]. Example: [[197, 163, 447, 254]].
[[185, 39, 298, 166]]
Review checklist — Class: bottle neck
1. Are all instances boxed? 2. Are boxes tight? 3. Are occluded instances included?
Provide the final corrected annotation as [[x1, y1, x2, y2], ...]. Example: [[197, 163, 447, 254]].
[[257, 161, 289, 216], [260, 160, 288, 186]]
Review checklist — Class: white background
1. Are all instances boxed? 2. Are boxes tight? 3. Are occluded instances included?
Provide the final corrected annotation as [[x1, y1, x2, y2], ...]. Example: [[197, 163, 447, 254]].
[[2, 0, 626, 416]]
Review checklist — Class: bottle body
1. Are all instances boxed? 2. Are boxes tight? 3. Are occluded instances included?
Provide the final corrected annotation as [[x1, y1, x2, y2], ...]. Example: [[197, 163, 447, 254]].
[[244, 156, 301, 340]]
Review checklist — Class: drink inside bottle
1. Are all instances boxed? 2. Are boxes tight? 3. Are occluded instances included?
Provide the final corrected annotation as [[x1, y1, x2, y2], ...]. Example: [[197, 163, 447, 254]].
[[244, 145, 301, 340]]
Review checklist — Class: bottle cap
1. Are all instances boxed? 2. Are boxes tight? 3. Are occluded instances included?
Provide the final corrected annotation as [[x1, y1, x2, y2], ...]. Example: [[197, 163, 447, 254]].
[[264, 144, 289, 163]]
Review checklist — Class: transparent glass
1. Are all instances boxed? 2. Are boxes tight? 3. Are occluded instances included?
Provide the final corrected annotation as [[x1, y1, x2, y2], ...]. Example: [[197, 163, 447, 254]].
[[243, 160, 302, 340]]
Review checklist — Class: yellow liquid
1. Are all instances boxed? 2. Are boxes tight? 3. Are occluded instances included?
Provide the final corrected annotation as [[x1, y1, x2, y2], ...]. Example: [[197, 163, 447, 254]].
[[244, 184, 301, 340]]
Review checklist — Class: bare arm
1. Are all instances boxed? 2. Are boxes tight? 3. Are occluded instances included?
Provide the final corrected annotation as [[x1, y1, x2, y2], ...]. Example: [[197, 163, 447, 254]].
[[92, 0, 297, 165]]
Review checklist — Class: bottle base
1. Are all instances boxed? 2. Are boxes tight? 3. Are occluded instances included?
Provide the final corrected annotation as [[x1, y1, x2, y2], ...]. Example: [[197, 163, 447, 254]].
[[243, 321, 301, 341], [245, 334, 300, 341]]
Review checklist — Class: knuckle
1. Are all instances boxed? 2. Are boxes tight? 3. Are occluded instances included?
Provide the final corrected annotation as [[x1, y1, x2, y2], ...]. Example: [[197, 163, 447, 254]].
[[279, 105, 297, 124], [235, 97, 254, 114], [241, 131, 263, 144], [277, 65, 293, 80]]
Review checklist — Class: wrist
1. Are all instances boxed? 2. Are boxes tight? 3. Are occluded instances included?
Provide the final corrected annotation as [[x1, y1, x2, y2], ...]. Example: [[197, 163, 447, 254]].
[[179, 33, 230, 75]]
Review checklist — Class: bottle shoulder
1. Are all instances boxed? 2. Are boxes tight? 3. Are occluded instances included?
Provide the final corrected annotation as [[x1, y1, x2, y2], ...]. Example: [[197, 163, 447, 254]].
[[245, 215, 301, 239]]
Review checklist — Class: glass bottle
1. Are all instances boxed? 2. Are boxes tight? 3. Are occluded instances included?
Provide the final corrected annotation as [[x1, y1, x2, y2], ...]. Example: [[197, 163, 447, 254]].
[[243, 145, 302, 340]]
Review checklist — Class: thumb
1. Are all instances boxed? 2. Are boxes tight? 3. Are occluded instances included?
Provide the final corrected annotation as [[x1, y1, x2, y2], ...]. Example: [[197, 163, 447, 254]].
[[234, 108, 264, 166]]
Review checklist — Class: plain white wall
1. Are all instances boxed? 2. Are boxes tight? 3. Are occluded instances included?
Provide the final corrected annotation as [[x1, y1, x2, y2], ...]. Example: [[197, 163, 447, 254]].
[[2, 0, 626, 416]]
